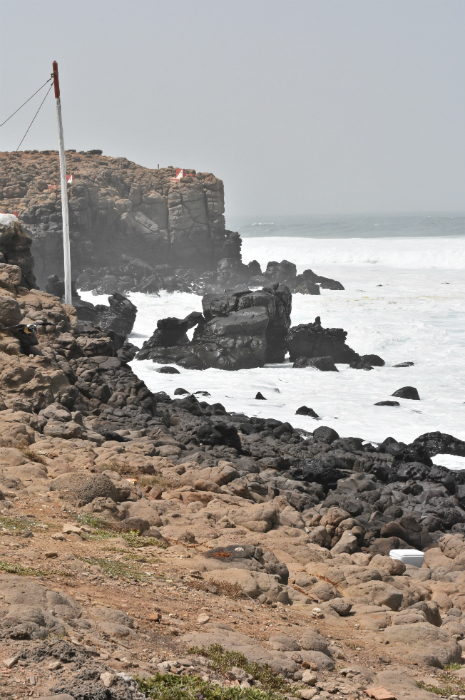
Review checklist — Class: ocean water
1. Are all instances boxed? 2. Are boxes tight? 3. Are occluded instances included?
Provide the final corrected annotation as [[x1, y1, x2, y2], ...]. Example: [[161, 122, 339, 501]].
[[230, 213, 465, 240], [80, 218, 465, 468]]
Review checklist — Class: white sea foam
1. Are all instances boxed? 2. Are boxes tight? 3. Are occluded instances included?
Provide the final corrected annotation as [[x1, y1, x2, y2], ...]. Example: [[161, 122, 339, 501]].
[[432, 454, 465, 471], [80, 234, 465, 451], [241, 236, 465, 270]]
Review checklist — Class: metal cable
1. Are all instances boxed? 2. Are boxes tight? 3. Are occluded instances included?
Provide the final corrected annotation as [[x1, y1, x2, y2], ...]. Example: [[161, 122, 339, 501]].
[[15, 83, 54, 151], [0, 77, 53, 128]]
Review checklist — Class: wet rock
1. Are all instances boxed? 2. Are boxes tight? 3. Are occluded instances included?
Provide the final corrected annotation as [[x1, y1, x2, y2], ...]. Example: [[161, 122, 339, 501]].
[[141, 311, 203, 348], [391, 386, 420, 400], [156, 366, 180, 374], [375, 400, 400, 406], [295, 406, 319, 418], [294, 268, 344, 292], [137, 285, 292, 370], [255, 392, 267, 400], [293, 356, 338, 371], [360, 354, 385, 366], [286, 317, 359, 364]]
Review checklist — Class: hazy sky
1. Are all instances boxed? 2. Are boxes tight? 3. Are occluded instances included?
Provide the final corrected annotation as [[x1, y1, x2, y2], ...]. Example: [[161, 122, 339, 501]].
[[1, 0, 464, 218]]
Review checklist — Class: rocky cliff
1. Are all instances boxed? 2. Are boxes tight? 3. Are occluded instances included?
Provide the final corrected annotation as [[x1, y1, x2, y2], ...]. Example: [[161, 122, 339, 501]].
[[0, 150, 240, 288]]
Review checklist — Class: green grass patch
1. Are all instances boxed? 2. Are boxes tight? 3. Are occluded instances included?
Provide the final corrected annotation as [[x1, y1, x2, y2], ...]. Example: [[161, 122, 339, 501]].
[[78, 556, 150, 581], [417, 672, 465, 697], [136, 673, 286, 700], [186, 645, 289, 696], [0, 560, 70, 577], [0, 515, 44, 535], [122, 531, 167, 549], [73, 513, 167, 549]]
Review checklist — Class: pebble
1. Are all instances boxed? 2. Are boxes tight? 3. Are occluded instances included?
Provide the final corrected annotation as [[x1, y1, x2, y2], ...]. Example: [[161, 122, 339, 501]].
[[3, 656, 19, 669], [197, 613, 210, 624], [301, 690, 319, 700], [62, 524, 82, 534], [100, 671, 115, 688], [302, 670, 318, 686]]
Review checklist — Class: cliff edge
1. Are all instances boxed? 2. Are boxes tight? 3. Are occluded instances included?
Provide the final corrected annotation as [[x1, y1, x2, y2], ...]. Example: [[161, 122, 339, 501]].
[[0, 150, 240, 288]]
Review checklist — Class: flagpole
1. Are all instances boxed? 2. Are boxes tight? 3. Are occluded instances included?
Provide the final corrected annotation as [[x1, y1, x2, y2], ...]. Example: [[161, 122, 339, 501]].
[[52, 61, 72, 305]]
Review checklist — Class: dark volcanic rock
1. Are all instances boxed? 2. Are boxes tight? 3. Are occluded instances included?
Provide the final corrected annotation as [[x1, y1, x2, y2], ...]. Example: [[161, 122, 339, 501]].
[[412, 431, 465, 458], [295, 406, 319, 418], [137, 285, 292, 370], [196, 422, 242, 452], [375, 400, 400, 406], [286, 317, 359, 364], [265, 260, 297, 286], [361, 354, 385, 366], [141, 311, 203, 349], [313, 426, 340, 444], [255, 392, 267, 400], [47, 279, 138, 339], [294, 268, 344, 292], [392, 386, 420, 400], [293, 355, 338, 371], [289, 458, 348, 493], [350, 360, 373, 370]]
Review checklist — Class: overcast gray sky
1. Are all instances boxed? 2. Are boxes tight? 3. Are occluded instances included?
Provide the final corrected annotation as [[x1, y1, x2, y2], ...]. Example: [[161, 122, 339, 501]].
[[1, 0, 464, 217]]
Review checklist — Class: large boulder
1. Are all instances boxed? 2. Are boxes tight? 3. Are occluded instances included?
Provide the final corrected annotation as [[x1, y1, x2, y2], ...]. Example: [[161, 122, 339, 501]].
[[50, 472, 118, 506], [383, 623, 462, 667], [65, 289, 137, 339], [0, 295, 22, 327], [294, 268, 344, 292], [137, 285, 292, 370], [199, 544, 289, 583], [142, 311, 203, 348], [286, 317, 359, 363]]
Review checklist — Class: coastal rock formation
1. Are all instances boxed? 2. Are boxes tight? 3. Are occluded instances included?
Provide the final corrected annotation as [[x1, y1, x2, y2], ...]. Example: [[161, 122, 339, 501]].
[[286, 317, 361, 364], [137, 285, 292, 370], [45, 275, 138, 340], [0, 150, 239, 287], [1, 151, 346, 297]]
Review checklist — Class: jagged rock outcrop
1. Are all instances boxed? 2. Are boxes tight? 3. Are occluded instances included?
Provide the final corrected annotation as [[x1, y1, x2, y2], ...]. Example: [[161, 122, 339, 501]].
[[286, 317, 361, 364], [138, 285, 292, 370], [0, 150, 239, 287]]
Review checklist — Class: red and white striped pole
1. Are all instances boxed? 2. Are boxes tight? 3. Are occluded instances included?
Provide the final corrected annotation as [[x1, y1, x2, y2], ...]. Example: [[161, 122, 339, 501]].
[[52, 61, 72, 305]]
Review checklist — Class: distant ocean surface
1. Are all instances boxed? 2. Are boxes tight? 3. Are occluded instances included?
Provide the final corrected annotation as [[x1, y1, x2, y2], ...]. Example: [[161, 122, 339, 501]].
[[228, 213, 465, 239], [81, 213, 465, 470]]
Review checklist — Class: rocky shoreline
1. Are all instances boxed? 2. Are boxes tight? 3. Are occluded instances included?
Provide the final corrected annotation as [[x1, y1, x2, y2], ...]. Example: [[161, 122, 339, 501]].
[[1, 219, 465, 699]]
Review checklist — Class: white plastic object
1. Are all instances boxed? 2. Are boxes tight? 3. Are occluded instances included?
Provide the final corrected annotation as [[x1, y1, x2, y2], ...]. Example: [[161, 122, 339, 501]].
[[0, 213, 18, 225], [389, 548, 424, 568]]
